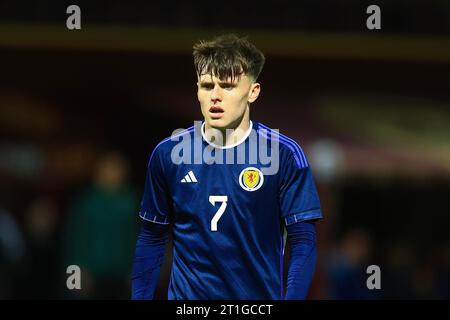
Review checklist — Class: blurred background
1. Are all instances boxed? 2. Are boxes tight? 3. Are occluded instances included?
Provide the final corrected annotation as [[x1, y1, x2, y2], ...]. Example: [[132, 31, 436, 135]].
[[0, 0, 449, 299]]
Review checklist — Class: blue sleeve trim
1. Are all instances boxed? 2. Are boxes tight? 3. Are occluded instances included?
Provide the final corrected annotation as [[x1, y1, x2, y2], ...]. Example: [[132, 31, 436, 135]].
[[284, 209, 322, 226], [139, 210, 170, 225]]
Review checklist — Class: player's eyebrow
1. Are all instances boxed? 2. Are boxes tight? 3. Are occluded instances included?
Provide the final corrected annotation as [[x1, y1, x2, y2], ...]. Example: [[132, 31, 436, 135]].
[[219, 81, 237, 87], [199, 80, 237, 87]]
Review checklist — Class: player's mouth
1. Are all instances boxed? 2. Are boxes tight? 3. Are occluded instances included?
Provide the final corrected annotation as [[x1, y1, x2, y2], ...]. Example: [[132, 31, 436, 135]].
[[209, 106, 224, 119]]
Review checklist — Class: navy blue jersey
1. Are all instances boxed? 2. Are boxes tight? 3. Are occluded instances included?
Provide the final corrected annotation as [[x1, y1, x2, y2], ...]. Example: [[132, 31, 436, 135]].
[[139, 121, 322, 300]]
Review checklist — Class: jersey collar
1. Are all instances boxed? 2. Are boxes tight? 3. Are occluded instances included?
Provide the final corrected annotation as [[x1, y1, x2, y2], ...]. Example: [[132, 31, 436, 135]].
[[201, 121, 253, 149]]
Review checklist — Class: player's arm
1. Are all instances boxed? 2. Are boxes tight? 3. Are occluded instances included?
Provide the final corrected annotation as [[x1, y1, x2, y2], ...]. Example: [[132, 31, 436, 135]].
[[284, 220, 317, 300], [278, 144, 323, 299], [131, 220, 168, 300], [131, 143, 172, 299]]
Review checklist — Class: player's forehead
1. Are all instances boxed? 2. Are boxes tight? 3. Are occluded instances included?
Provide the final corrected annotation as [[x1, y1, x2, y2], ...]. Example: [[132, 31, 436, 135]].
[[198, 73, 248, 84]]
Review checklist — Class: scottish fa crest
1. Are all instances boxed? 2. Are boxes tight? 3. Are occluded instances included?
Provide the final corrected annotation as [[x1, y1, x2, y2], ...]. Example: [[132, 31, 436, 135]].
[[239, 167, 264, 192]]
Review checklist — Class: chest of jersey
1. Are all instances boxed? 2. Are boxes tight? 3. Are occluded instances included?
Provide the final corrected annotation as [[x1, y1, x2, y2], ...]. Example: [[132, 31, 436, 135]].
[[167, 163, 280, 234]]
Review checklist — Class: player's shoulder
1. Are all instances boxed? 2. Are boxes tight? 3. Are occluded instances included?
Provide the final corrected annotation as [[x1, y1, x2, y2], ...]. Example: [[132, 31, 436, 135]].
[[147, 124, 196, 162], [254, 121, 309, 168]]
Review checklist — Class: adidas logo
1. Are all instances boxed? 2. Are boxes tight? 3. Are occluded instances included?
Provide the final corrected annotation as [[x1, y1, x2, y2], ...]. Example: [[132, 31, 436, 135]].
[[181, 170, 198, 183]]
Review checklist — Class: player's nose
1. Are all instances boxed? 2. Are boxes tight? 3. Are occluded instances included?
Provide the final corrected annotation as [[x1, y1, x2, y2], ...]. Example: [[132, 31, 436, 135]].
[[210, 85, 222, 102]]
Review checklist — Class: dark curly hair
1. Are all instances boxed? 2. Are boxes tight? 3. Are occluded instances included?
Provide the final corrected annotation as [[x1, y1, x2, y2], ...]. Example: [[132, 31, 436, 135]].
[[193, 34, 265, 82]]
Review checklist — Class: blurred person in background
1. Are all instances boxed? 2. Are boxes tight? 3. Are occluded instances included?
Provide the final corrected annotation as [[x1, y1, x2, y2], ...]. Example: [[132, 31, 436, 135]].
[[14, 197, 62, 299], [435, 242, 450, 299], [63, 151, 139, 299], [411, 263, 438, 299], [0, 208, 25, 298], [383, 241, 416, 299], [325, 227, 379, 299]]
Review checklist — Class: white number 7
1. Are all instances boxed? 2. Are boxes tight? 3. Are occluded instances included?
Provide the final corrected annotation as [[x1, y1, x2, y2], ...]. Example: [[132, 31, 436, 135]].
[[209, 195, 228, 231]]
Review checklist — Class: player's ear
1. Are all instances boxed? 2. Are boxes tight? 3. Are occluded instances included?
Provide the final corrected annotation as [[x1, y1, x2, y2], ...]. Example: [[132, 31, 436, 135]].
[[248, 82, 261, 103]]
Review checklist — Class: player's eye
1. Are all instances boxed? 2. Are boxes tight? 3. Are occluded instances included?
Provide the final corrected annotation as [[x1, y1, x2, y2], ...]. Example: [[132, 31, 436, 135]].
[[220, 84, 235, 91], [200, 83, 214, 90]]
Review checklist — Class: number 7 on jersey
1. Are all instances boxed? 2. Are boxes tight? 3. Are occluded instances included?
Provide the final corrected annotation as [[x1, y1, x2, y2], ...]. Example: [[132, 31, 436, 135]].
[[209, 195, 228, 231]]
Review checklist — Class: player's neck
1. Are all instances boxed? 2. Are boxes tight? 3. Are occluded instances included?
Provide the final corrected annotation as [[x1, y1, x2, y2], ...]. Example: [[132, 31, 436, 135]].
[[204, 110, 251, 148]]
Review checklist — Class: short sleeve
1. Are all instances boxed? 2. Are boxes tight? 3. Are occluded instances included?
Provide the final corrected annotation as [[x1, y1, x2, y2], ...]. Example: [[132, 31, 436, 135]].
[[279, 152, 323, 226], [139, 146, 172, 225]]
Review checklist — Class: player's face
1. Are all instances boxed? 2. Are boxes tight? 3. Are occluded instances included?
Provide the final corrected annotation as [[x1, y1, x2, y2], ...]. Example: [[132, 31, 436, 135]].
[[197, 73, 260, 129]]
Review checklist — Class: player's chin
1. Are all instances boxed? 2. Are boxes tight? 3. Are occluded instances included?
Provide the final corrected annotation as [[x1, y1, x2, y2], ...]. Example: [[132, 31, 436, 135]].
[[206, 117, 229, 129]]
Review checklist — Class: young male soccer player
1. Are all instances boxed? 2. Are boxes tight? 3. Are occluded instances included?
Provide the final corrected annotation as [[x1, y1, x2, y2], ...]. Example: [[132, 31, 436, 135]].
[[131, 34, 323, 300]]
